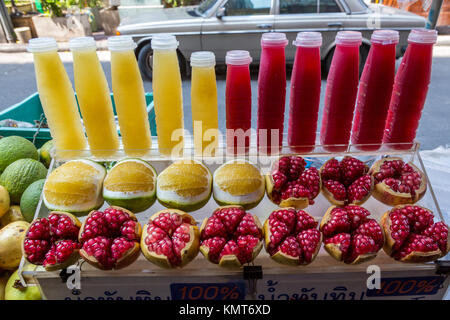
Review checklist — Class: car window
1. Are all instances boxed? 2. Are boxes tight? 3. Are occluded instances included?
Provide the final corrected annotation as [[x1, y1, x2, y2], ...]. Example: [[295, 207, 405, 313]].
[[224, 0, 271, 16], [280, 0, 318, 14], [318, 0, 341, 13], [197, 0, 218, 15]]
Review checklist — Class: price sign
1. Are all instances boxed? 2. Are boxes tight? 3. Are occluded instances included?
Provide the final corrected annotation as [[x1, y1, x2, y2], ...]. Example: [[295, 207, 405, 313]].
[[170, 282, 246, 300], [366, 276, 446, 297]]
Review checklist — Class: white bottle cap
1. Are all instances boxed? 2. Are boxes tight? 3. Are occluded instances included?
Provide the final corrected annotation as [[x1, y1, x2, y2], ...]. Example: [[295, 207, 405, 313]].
[[408, 28, 438, 44], [151, 34, 179, 50], [371, 30, 399, 45], [27, 37, 58, 52], [293, 32, 322, 47], [335, 31, 362, 46], [190, 51, 215, 67], [226, 50, 252, 65], [69, 37, 97, 51], [261, 32, 288, 47], [108, 36, 137, 51]]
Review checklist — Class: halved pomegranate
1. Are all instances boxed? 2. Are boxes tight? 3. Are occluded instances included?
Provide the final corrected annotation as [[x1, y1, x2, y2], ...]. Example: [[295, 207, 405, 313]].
[[370, 157, 427, 206], [200, 206, 263, 268], [23, 212, 81, 271], [381, 205, 449, 263], [79, 206, 141, 270], [320, 205, 384, 264], [264, 208, 322, 266], [320, 156, 374, 206], [141, 209, 199, 268], [266, 156, 321, 209]]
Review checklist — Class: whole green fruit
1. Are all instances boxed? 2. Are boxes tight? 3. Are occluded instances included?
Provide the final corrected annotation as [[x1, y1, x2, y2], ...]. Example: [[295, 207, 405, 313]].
[[0, 159, 47, 204], [20, 179, 45, 222], [0, 136, 38, 174]]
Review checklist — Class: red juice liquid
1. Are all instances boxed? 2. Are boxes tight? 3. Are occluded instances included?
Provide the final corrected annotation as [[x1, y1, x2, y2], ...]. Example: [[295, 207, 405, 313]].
[[225, 51, 252, 154], [383, 29, 437, 150], [288, 32, 322, 153], [351, 30, 398, 151], [320, 31, 361, 152], [257, 33, 288, 154]]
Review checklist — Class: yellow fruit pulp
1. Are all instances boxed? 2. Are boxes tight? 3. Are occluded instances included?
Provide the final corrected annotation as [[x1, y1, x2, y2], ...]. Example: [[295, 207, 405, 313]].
[[158, 161, 210, 197], [44, 161, 101, 206], [104, 161, 155, 193], [215, 162, 263, 196]]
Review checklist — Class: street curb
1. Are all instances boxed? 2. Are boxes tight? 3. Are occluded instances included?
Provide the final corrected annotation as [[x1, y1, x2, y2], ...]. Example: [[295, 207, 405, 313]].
[[436, 35, 450, 46]]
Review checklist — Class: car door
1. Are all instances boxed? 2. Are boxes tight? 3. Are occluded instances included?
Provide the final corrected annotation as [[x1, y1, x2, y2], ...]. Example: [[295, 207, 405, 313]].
[[201, 0, 276, 62], [274, 0, 347, 62]]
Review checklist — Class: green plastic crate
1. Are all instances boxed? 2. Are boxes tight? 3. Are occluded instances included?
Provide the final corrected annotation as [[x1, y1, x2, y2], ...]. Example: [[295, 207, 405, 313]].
[[0, 92, 156, 148]]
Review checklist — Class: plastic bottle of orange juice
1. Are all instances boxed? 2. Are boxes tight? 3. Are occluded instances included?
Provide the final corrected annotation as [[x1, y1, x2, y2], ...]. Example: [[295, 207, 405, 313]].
[[108, 36, 152, 157], [28, 37, 87, 158], [152, 34, 184, 157], [70, 37, 119, 158], [190, 51, 218, 157]]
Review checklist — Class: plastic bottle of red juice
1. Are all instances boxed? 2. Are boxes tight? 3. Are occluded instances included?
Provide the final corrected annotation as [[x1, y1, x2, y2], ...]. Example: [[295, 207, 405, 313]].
[[225, 50, 252, 155], [383, 28, 437, 149], [257, 32, 288, 154], [288, 32, 322, 153], [320, 31, 362, 152], [351, 30, 399, 151]]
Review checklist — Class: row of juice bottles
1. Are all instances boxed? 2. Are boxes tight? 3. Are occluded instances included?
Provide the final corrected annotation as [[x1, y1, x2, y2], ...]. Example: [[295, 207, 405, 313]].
[[256, 28, 437, 153], [28, 28, 437, 158]]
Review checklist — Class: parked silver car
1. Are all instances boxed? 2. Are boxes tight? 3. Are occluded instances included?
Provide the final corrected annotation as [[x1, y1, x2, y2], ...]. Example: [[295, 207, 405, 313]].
[[117, 0, 426, 79]]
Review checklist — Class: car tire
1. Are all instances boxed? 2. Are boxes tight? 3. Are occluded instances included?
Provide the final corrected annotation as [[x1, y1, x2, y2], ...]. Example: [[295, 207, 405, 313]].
[[138, 42, 187, 81], [359, 44, 370, 76], [138, 43, 154, 81], [323, 44, 371, 78]]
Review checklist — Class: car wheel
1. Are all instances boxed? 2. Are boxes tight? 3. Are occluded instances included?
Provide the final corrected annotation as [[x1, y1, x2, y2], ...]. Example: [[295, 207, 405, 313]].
[[359, 44, 370, 76], [138, 43, 153, 81], [138, 42, 188, 81], [323, 44, 370, 78], [323, 47, 335, 78]]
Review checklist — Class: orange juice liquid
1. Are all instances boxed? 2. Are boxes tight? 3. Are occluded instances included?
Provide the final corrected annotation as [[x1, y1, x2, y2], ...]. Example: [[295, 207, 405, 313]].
[[72, 48, 119, 157], [152, 49, 184, 156], [110, 50, 152, 156], [32, 50, 87, 157], [191, 65, 218, 156]]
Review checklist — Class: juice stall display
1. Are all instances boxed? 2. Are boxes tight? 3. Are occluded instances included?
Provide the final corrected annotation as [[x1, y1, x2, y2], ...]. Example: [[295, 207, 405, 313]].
[[383, 29, 438, 149], [13, 30, 450, 302], [225, 50, 252, 154], [190, 51, 219, 157], [70, 37, 119, 158], [287, 32, 322, 153], [257, 32, 288, 154], [151, 34, 184, 157], [28, 37, 87, 157], [320, 31, 362, 152], [109, 36, 152, 156], [351, 30, 399, 151]]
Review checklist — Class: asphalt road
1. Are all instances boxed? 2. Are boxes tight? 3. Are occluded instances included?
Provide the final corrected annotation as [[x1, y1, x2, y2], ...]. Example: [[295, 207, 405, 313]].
[[0, 47, 449, 150]]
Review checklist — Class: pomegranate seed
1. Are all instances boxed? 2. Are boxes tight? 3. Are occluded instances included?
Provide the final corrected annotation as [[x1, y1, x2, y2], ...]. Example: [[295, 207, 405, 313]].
[[266, 208, 321, 265], [268, 156, 320, 206], [23, 213, 81, 268], [79, 208, 140, 270], [321, 206, 382, 264], [200, 207, 263, 266]]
